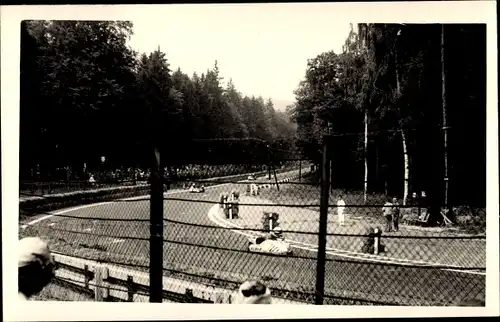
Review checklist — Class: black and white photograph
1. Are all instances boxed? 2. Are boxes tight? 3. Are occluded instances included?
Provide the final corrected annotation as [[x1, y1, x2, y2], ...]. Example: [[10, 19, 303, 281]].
[[2, 2, 498, 320]]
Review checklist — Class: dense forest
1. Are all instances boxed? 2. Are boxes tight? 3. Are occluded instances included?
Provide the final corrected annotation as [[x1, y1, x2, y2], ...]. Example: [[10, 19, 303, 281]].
[[287, 23, 486, 211], [20, 20, 297, 180], [20, 21, 486, 212]]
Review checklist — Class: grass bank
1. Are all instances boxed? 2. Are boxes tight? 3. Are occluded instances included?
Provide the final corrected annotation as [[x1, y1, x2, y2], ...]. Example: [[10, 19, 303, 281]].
[[256, 171, 485, 235]]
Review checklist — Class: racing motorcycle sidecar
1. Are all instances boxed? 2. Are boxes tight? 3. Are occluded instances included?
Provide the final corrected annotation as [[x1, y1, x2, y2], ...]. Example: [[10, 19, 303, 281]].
[[188, 184, 205, 193], [247, 236, 293, 256]]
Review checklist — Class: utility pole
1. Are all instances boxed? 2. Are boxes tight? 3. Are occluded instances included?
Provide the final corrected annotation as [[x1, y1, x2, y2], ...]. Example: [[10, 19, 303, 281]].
[[441, 24, 451, 220], [149, 75, 164, 302], [315, 136, 330, 305], [327, 120, 333, 194], [150, 146, 164, 302]]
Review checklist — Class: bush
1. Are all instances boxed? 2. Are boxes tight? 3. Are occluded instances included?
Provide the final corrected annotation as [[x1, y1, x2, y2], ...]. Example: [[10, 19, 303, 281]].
[[20, 184, 150, 219]]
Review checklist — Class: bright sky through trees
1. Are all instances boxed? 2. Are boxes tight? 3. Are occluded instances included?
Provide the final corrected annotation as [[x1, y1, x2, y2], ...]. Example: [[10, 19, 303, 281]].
[[127, 4, 351, 110]]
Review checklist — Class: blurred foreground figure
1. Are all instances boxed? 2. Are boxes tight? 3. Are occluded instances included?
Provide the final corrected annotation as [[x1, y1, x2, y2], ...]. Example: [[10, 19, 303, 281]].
[[18, 237, 56, 300], [233, 280, 272, 304]]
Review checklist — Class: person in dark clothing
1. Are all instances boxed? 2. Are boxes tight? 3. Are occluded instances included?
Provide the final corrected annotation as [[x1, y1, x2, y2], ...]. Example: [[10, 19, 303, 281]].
[[392, 197, 400, 232], [18, 237, 56, 300], [382, 199, 393, 232]]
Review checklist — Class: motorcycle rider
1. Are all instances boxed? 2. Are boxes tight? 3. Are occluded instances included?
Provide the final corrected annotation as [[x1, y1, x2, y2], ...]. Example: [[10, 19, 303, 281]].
[[250, 226, 291, 255], [262, 226, 284, 241]]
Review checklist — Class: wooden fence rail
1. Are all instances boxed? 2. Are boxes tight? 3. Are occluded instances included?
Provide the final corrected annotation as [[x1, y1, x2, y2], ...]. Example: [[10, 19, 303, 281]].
[[52, 253, 303, 304]]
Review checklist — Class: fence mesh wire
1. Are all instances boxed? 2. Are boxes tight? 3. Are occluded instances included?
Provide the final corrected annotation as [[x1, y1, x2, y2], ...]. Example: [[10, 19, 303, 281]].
[[19, 159, 485, 305]]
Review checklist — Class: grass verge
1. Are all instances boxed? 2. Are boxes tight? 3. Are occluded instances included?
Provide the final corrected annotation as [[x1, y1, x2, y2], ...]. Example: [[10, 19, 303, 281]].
[[257, 172, 485, 235]]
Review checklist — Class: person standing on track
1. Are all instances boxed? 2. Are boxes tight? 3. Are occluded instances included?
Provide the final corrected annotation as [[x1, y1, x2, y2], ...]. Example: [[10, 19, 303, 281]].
[[391, 197, 400, 232], [248, 173, 258, 196], [88, 173, 96, 186], [337, 194, 346, 226], [382, 198, 394, 232], [18, 237, 56, 301]]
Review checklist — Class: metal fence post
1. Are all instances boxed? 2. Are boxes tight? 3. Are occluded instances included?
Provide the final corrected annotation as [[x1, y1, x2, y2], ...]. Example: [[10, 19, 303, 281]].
[[315, 137, 330, 305], [150, 147, 164, 303], [299, 160, 302, 181], [441, 24, 453, 221], [272, 164, 280, 192]]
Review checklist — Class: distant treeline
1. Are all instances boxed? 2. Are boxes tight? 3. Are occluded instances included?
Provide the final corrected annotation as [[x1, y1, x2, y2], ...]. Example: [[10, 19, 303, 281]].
[[20, 21, 298, 180], [287, 24, 486, 207]]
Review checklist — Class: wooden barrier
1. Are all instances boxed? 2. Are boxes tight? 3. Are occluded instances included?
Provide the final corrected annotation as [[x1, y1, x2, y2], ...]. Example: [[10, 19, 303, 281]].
[[52, 253, 303, 304]]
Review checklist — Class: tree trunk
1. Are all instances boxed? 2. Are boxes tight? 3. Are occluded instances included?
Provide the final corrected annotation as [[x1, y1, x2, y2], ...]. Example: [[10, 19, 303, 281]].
[[395, 51, 410, 206], [363, 108, 368, 204], [400, 128, 409, 206], [441, 24, 451, 219]]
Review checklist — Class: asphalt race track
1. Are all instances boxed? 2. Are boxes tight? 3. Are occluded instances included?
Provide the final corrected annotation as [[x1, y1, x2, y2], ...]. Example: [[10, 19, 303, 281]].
[[26, 171, 485, 305]]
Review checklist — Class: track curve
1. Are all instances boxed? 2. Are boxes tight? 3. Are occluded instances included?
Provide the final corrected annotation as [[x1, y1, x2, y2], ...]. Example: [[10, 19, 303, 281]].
[[25, 172, 485, 305]]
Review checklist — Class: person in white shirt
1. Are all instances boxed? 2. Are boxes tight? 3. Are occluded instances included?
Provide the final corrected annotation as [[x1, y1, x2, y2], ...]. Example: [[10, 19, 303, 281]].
[[18, 237, 56, 300], [88, 174, 96, 185], [337, 194, 346, 226], [247, 174, 258, 195]]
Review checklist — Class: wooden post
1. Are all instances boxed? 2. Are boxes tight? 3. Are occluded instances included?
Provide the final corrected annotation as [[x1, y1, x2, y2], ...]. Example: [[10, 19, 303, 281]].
[[186, 288, 194, 302], [94, 266, 108, 301], [102, 267, 109, 301], [84, 265, 89, 289], [127, 275, 134, 302]]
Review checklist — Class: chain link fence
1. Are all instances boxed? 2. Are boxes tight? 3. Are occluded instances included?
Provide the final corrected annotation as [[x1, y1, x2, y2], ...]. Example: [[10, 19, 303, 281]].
[[19, 141, 485, 305], [318, 131, 486, 305], [158, 158, 484, 305], [161, 160, 316, 304], [19, 161, 312, 303], [19, 183, 151, 301]]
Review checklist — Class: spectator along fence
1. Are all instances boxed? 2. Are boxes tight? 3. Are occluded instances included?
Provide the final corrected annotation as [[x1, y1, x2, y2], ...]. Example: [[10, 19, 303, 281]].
[[20, 147, 485, 305]]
